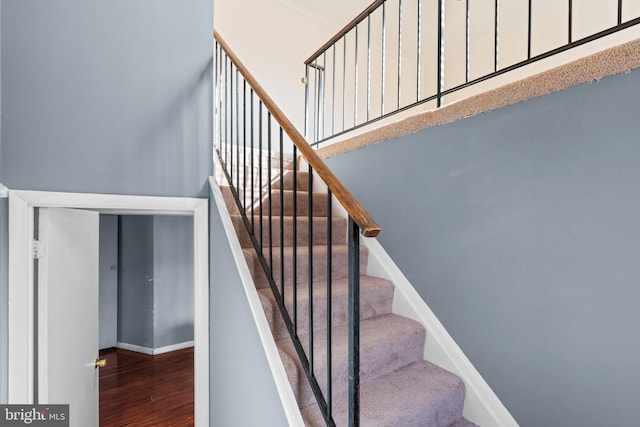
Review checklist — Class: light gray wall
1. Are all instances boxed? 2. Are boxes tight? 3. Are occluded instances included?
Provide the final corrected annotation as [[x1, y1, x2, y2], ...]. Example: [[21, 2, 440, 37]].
[[326, 69, 640, 427], [0, 0, 212, 399], [99, 215, 119, 350], [118, 216, 155, 348], [0, 0, 212, 197], [0, 4, 4, 405], [117, 215, 194, 350], [209, 187, 290, 426], [153, 215, 194, 348], [0, 198, 7, 404]]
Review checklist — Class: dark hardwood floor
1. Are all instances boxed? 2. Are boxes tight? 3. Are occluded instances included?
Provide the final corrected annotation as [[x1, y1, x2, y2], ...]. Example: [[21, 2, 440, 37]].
[[99, 347, 194, 427]]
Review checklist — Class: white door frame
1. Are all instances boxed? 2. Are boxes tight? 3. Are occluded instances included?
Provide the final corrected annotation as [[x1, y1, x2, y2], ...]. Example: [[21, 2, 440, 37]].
[[8, 190, 209, 426]]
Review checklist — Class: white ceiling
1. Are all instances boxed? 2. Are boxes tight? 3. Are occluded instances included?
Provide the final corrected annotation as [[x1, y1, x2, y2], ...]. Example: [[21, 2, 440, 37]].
[[277, 0, 374, 34]]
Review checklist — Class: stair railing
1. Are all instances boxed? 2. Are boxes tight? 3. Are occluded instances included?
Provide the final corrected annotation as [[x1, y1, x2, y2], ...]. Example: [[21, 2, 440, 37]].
[[304, 0, 640, 145], [214, 31, 380, 427]]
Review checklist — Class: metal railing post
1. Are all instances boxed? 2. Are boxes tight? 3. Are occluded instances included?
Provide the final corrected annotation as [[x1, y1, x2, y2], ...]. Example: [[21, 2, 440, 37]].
[[347, 217, 360, 427]]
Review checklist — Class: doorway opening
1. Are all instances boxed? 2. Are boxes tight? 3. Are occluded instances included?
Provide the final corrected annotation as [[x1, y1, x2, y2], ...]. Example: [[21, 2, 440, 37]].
[[99, 214, 195, 426], [7, 190, 209, 427]]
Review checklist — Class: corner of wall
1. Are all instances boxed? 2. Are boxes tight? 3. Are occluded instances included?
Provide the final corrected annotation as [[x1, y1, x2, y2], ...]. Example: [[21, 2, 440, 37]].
[[0, 197, 8, 404]]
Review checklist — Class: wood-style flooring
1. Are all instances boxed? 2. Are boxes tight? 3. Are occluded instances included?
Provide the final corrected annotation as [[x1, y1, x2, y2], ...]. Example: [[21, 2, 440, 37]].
[[99, 347, 194, 427]]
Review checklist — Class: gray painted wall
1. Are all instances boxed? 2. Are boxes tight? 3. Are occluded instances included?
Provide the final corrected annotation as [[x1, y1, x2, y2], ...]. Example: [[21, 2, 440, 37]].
[[153, 215, 194, 348], [99, 215, 119, 349], [0, 0, 212, 197], [326, 69, 640, 426], [209, 186, 290, 426], [0, 0, 212, 400], [0, 4, 5, 405], [117, 215, 194, 350], [118, 216, 155, 348], [0, 199, 7, 404]]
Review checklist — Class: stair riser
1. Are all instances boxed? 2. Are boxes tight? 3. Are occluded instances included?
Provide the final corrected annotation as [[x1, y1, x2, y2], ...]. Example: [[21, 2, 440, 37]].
[[249, 191, 329, 217], [244, 246, 369, 289], [273, 170, 310, 191], [260, 277, 395, 340], [231, 215, 347, 248]]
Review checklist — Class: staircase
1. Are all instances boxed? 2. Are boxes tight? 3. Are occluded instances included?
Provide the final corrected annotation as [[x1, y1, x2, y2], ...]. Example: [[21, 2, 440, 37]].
[[219, 161, 478, 427]]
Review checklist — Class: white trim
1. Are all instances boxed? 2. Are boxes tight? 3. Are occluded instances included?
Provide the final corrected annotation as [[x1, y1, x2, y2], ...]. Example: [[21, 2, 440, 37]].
[[116, 341, 195, 356], [363, 237, 519, 427], [7, 193, 34, 403], [209, 177, 305, 427], [8, 190, 209, 427], [0, 184, 8, 199]]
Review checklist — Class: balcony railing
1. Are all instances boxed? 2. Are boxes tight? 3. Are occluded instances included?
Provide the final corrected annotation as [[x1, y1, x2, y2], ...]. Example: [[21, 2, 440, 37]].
[[304, 0, 640, 145]]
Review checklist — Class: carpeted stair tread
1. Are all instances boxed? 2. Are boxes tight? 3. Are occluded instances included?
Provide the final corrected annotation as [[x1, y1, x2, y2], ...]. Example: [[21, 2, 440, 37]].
[[229, 214, 347, 248], [448, 417, 480, 427], [250, 190, 330, 217], [301, 360, 466, 427], [258, 275, 395, 340], [278, 314, 426, 407], [243, 244, 369, 289]]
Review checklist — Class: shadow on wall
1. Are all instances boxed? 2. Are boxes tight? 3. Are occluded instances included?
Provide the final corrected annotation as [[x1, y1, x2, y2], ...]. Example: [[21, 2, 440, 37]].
[[139, 58, 214, 198]]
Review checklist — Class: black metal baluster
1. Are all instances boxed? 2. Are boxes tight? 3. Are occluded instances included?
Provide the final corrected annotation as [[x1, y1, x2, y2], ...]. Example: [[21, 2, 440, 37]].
[[214, 42, 219, 150], [568, 0, 573, 43], [258, 101, 264, 250], [494, 0, 499, 72], [382, 1, 387, 115], [354, 25, 359, 127], [528, 0, 532, 59], [243, 80, 247, 211], [304, 64, 310, 140], [250, 89, 255, 235], [343, 35, 347, 133], [224, 56, 233, 170], [417, 0, 422, 101], [398, 0, 403, 110], [224, 56, 229, 169], [268, 113, 273, 282], [230, 65, 234, 184], [618, 0, 623, 24], [332, 45, 337, 136], [321, 52, 327, 142], [236, 69, 240, 194], [279, 128, 285, 307], [220, 48, 225, 156], [347, 217, 360, 427], [308, 163, 314, 376], [326, 188, 333, 420], [367, 14, 372, 122], [437, 0, 444, 107], [293, 146, 298, 335], [316, 63, 321, 142], [466, 0, 470, 82]]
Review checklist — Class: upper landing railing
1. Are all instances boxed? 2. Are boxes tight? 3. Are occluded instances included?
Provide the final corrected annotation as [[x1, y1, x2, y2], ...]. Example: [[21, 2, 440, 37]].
[[304, 0, 640, 145]]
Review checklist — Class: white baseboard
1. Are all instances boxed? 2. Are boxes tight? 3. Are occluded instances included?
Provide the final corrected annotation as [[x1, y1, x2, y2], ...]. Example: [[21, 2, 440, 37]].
[[116, 340, 194, 355]]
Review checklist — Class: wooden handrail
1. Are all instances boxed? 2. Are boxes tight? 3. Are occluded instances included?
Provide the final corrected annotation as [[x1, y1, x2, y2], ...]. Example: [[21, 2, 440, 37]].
[[304, 0, 384, 65], [214, 31, 381, 238]]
